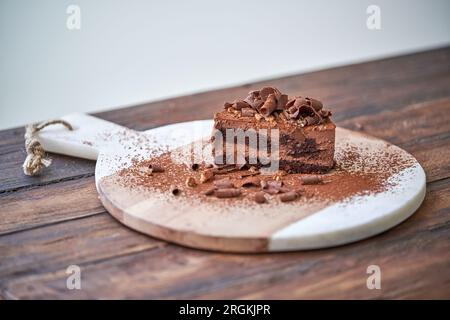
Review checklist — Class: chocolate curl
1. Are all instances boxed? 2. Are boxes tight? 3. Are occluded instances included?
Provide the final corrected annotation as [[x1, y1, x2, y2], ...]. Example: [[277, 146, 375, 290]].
[[259, 93, 277, 117], [244, 90, 264, 110], [309, 98, 323, 111], [297, 104, 316, 117], [304, 115, 320, 126], [238, 176, 260, 188], [293, 97, 308, 108], [232, 100, 251, 110], [254, 192, 267, 204], [320, 109, 332, 118], [248, 90, 260, 99], [260, 87, 277, 100], [223, 102, 233, 109], [301, 175, 323, 185], [203, 187, 216, 196], [276, 94, 288, 110], [215, 188, 241, 198], [285, 99, 296, 109], [280, 191, 298, 202], [287, 105, 300, 119]]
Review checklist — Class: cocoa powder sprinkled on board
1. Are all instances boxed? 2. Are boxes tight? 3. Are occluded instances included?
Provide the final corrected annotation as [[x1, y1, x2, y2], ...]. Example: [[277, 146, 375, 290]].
[[113, 134, 416, 207]]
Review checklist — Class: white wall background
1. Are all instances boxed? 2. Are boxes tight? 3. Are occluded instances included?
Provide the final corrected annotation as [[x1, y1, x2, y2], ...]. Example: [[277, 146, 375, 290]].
[[1, 0, 449, 129]]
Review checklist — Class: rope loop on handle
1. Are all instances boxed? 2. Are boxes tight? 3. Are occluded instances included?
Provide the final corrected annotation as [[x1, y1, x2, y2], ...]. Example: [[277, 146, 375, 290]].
[[23, 120, 73, 176]]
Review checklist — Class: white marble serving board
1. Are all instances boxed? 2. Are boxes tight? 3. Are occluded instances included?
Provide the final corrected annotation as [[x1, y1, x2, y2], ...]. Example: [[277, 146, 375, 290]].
[[35, 113, 426, 252]]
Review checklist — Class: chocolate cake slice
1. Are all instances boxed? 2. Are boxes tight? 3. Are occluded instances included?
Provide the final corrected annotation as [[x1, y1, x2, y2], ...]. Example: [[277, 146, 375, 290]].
[[212, 87, 335, 173]]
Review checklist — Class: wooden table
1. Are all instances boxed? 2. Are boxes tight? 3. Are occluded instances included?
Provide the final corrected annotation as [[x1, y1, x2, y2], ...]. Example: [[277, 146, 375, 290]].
[[1, 47, 449, 299]]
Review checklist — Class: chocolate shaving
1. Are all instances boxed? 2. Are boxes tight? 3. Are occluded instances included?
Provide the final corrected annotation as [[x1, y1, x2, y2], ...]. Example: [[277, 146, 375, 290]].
[[215, 188, 241, 198], [223, 102, 232, 109], [280, 191, 298, 202], [254, 192, 267, 204], [276, 94, 288, 110], [222, 87, 331, 126], [301, 175, 323, 185], [309, 98, 323, 111], [259, 93, 277, 117], [298, 104, 316, 117], [304, 115, 320, 126], [260, 87, 276, 100], [320, 109, 332, 118], [232, 99, 251, 110], [287, 106, 300, 119], [191, 163, 200, 171], [294, 97, 309, 108], [203, 187, 216, 196], [285, 99, 296, 109], [238, 176, 260, 188]]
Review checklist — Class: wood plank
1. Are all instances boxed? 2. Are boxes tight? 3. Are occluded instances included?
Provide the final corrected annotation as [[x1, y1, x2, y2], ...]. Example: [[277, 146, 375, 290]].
[[1, 178, 448, 299], [1, 47, 449, 193], [0, 213, 166, 282], [0, 176, 104, 235]]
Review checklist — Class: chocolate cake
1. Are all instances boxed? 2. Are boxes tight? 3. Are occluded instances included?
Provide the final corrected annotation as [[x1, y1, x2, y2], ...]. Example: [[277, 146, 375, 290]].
[[212, 87, 335, 173]]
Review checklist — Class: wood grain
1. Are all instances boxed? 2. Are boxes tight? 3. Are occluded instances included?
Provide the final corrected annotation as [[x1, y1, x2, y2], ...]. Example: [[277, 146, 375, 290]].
[[0, 176, 104, 235], [1, 47, 449, 299]]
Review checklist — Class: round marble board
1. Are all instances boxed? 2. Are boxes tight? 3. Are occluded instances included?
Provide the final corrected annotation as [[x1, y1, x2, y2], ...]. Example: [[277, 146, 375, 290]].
[[36, 113, 426, 252]]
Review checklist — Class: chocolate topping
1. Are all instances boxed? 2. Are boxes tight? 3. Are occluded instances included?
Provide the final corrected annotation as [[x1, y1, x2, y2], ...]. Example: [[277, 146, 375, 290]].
[[259, 93, 278, 117], [223, 87, 332, 126]]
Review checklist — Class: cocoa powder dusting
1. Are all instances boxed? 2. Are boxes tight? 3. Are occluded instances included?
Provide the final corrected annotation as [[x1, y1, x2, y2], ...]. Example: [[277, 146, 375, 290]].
[[114, 136, 416, 207]]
